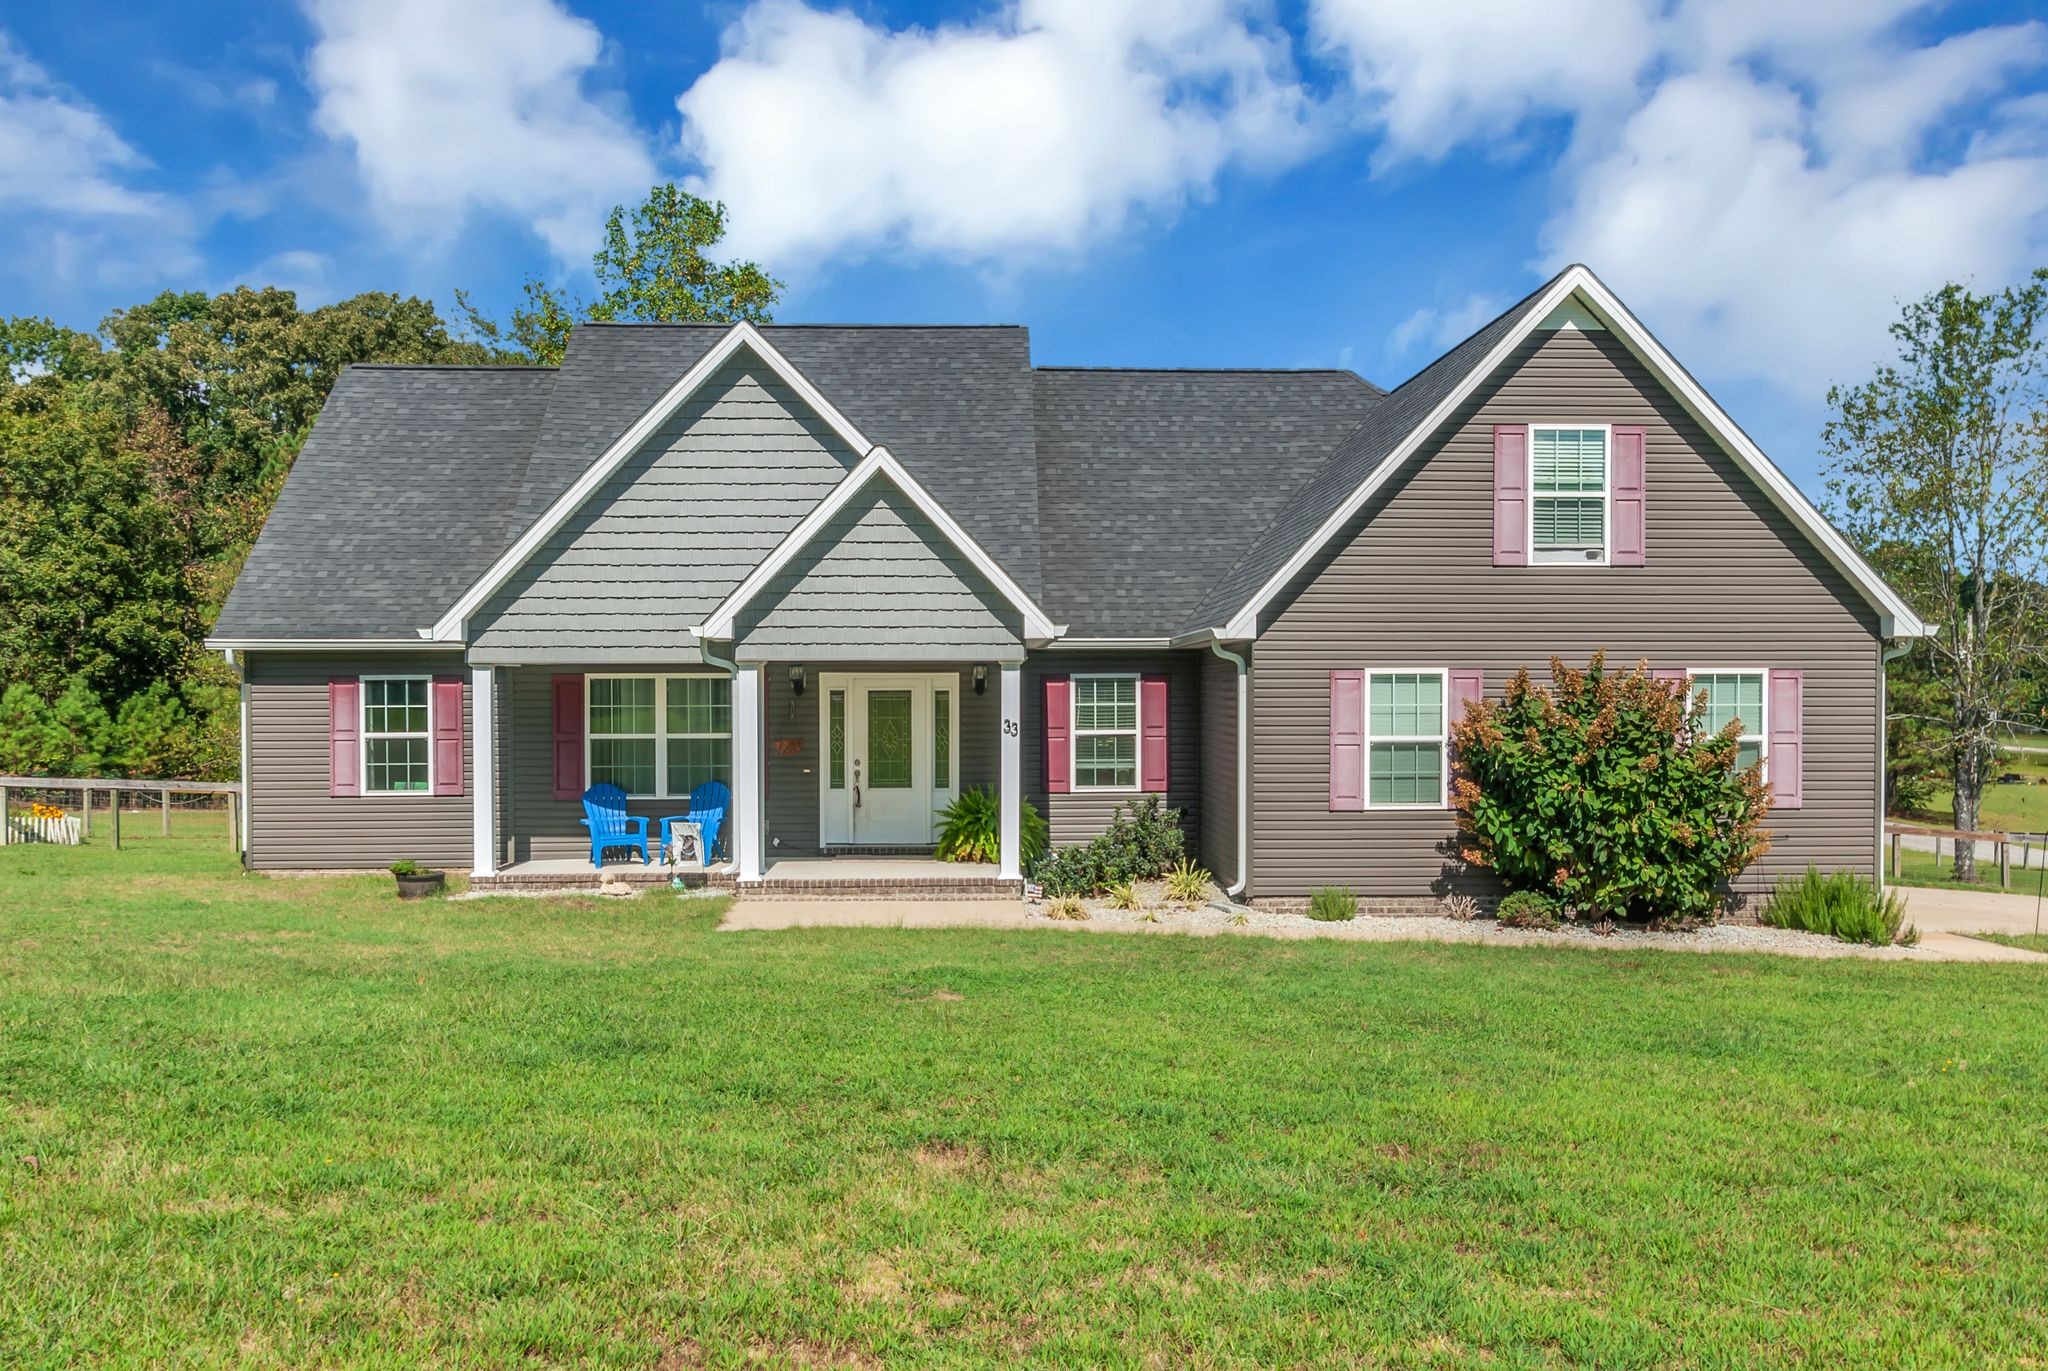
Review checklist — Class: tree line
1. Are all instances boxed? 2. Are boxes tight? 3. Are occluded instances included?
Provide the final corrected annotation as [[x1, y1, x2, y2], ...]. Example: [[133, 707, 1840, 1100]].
[[0, 188, 776, 781]]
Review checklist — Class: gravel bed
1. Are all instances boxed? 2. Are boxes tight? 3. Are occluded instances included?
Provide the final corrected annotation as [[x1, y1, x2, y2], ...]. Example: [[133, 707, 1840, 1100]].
[[1027, 882, 1916, 957]]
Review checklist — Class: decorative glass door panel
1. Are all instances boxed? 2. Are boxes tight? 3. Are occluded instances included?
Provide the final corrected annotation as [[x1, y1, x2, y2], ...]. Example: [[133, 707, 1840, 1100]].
[[866, 691, 914, 789]]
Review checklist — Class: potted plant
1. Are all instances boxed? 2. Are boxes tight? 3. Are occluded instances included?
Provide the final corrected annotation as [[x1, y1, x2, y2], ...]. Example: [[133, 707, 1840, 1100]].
[[389, 859, 445, 900]]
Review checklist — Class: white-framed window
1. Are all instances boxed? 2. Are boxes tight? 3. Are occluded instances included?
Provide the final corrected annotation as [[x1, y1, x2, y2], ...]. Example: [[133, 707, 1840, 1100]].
[[1688, 669, 1767, 772], [1072, 674, 1139, 790], [1530, 424, 1610, 565], [362, 676, 432, 794], [586, 675, 732, 798], [1366, 669, 1448, 808]]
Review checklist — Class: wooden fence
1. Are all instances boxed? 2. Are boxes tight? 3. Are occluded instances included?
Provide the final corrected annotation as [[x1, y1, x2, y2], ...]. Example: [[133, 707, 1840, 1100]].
[[1884, 820, 2044, 889], [0, 776, 242, 852]]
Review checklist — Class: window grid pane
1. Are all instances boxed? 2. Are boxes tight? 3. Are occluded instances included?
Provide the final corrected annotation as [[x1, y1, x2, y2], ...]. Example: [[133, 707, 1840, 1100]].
[[363, 677, 428, 736], [1696, 673, 1765, 741], [1074, 676, 1137, 731], [1075, 733, 1136, 789], [589, 737, 656, 795], [589, 677, 656, 736], [1532, 428, 1607, 493], [1369, 673, 1443, 738], [665, 676, 730, 736], [933, 689, 951, 788], [666, 737, 732, 797], [365, 736, 429, 792], [1532, 496, 1605, 548], [1369, 742, 1442, 806]]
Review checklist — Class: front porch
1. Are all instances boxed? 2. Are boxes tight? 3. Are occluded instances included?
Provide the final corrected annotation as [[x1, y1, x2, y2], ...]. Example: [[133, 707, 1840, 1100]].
[[464, 657, 1027, 891], [467, 853, 1018, 899]]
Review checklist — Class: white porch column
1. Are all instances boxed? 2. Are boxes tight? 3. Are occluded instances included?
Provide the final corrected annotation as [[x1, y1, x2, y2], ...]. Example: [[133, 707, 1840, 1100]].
[[999, 662, 1022, 880], [733, 662, 765, 880], [470, 666, 497, 876]]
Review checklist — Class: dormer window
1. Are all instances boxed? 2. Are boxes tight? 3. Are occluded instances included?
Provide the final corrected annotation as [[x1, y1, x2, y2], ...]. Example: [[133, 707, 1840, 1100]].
[[1530, 425, 1609, 564]]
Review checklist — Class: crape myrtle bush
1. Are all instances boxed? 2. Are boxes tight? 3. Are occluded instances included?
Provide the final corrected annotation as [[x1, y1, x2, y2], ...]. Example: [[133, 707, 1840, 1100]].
[[1451, 652, 1772, 922], [1030, 794, 1186, 897]]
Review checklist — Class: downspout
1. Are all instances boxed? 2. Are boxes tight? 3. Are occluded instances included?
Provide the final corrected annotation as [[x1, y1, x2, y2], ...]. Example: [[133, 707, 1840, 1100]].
[[1210, 639, 1249, 900], [1878, 637, 1914, 894]]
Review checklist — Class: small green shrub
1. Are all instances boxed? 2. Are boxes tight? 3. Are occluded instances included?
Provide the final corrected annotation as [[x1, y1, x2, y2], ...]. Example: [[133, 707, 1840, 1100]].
[[1164, 859, 1212, 906], [934, 787, 1047, 866], [1044, 893, 1089, 921], [1453, 653, 1772, 922], [1106, 880, 1141, 910], [1306, 886, 1357, 922], [1495, 889, 1562, 929], [1027, 796, 1187, 896], [1762, 867, 1916, 946], [388, 859, 420, 877]]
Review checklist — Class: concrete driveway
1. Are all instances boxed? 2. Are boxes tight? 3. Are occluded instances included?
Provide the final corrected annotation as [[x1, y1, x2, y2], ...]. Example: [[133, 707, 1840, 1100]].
[[1900, 885, 2048, 961]]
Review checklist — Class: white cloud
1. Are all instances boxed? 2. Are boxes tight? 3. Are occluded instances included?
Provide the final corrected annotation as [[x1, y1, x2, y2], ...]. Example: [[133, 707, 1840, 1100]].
[[1389, 292, 1502, 356], [1309, 2, 2048, 396], [1308, 0, 1657, 164], [1542, 17, 2048, 393], [673, 0, 1318, 264], [0, 32, 198, 285], [302, 0, 654, 258]]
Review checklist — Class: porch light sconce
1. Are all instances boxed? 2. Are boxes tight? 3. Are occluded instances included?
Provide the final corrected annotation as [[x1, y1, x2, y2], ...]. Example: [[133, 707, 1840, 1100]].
[[789, 666, 807, 697], [973, 665, 988, 695]]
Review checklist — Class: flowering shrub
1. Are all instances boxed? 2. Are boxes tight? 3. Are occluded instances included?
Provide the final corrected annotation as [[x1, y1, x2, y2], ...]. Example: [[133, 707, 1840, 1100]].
[[29, 802, 65, 821], [1452, 652, 1772, 922]]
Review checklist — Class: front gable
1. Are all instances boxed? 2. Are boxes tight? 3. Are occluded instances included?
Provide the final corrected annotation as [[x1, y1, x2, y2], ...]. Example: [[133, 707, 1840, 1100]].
[[467, 351, 862, 664], [731, 477, 1026, 662]]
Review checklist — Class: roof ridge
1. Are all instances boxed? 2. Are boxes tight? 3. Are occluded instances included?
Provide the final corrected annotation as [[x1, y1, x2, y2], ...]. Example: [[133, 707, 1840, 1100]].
[[347, 362, 560, 372], [573, 320, 1028, 330]]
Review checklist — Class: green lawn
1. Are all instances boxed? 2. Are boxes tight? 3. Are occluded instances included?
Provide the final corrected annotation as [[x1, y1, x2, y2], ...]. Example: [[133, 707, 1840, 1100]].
[[4, 828, 2048, 1367], [1927, 747, 2048, 835], [1972, 932, 2048, 954]]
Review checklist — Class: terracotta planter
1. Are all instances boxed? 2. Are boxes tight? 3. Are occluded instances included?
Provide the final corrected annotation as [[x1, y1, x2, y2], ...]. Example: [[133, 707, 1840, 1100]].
[[394, 870, 446, 900]]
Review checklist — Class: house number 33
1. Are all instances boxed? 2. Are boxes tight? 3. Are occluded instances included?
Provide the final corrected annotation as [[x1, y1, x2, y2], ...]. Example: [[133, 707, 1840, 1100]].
[[1002, 718, 1020, 737]]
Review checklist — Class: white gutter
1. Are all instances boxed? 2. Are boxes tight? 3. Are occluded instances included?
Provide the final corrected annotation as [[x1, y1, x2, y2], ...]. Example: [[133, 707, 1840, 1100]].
[[1209, 639, 1249, 899], [205, 638, 456, 652]]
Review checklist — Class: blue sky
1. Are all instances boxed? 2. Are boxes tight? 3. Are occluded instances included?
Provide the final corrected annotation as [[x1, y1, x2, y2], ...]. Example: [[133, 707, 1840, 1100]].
[[4, 0, 2046, 491]]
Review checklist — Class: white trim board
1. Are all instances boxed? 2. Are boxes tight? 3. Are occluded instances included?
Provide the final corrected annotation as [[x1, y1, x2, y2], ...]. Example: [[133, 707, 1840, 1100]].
[[693, 445, 1064, 643], [426, 322, 878, 643], [1216, 266, 1930, 642]]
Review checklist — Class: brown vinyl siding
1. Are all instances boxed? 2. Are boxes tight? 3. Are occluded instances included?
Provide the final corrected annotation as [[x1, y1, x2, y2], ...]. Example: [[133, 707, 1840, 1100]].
[[1197, 646, 1244, 891], [244, 651, 472, 870], [1023, 651, 1203, 850], [1250, 325, 1882, 906]]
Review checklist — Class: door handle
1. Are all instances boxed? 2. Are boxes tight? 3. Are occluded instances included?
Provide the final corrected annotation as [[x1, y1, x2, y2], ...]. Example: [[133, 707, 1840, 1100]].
[[853, 758, 862, 809]]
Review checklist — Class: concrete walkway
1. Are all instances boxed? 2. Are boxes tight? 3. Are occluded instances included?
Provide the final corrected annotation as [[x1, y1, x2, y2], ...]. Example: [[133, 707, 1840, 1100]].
[[720, 894, 2048, 963]]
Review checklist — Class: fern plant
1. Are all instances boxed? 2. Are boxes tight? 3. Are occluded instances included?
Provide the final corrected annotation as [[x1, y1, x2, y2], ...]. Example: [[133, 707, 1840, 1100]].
[[933, 787, 1048, 865]]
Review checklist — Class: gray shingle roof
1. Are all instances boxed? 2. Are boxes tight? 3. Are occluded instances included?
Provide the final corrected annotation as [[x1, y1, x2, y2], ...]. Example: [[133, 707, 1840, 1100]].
[[1034, 369, 1382, 636], [224, 295, 1574, 644], [1176, 269, 1568, 633], [214, 365, 557, 639]]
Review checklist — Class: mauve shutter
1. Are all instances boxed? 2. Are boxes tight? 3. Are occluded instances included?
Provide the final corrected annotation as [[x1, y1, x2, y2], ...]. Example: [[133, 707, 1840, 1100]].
[[1493, 425, 1529, 566], [1611, 425, 1646, 566], [1448, 669, 1484, 765], [329, 678, 360, 798], [1139, 674, 1169, 793], [431, 675, 464, 796], [1043, 675, 1071, 794], [1769, 669, 1803, 809], [551, 674, 584, 802], [1330, 670, 1364, 812], [1651, 667, 1687, 697]]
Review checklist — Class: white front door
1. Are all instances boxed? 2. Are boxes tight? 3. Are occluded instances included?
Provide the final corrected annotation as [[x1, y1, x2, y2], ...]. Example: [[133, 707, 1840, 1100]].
[[819, 673, 958, 847]]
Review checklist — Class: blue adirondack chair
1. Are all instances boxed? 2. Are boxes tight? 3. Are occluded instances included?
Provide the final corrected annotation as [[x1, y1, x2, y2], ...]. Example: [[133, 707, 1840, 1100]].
[[661, 780, 731, 865], [580, 783, 651, 867]]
